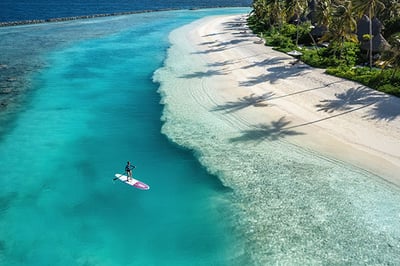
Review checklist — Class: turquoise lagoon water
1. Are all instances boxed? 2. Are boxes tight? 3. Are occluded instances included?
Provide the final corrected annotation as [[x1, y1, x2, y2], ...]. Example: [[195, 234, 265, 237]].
[[0, 9, 250, 265], [1, 7, 400, 266]]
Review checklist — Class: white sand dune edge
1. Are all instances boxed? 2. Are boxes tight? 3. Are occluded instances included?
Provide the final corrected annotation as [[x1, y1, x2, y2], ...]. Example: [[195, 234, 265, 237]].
[[159, 14, 400, 187]]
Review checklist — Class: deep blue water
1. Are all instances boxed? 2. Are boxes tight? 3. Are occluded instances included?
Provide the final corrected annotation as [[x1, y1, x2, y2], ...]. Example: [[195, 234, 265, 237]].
[[0, 0, 251, 22]]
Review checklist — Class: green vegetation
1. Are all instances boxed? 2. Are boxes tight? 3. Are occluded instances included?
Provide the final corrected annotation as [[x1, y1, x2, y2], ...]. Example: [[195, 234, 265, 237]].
[[248, 0, 400, 97]]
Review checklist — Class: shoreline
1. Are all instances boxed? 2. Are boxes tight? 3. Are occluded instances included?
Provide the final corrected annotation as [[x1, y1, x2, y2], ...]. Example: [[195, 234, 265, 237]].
[[155, 13, 400, 263], [159, 14, 400, 187]]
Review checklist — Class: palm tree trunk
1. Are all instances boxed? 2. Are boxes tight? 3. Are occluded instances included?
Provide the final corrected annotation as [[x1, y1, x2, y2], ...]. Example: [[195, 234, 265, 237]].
[[369, 9, 373, 68], [296, 19, 300, 47]]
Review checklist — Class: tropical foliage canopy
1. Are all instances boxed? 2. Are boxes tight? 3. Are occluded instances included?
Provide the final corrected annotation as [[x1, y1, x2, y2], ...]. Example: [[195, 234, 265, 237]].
[[248, 0, 400, 95]]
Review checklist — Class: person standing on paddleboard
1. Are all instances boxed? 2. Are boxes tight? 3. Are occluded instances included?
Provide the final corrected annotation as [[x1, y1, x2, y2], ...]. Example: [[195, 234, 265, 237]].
[[125, 161, 135, 181]]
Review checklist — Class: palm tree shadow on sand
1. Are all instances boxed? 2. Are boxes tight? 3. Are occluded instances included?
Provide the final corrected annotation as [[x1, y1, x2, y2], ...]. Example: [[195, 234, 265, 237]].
[[212, 92, 274, 113], [315, 86, 400, 121], [180, 69, 226, 79], [229, 117, 304, 144], [367, 97, 400, 121], [239, 65, 308, 86], [316, 86, 382, 112]]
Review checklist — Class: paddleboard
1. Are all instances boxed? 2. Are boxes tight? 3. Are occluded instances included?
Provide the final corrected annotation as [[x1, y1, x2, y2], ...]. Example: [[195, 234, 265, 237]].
[[114, 174, 150, 190]]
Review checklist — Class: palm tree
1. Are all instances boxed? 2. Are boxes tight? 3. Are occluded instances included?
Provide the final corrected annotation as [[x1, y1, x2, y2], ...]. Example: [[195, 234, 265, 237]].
[[251, 0, 270, 30], [313, 0, 334, 28], [285, 0, 309, 47], [380, 0, 400, 19], [352, 0, 386, 68], [267, 0, 286, 28], [382, 36, 400, 78], [320, 1, 358, 61]]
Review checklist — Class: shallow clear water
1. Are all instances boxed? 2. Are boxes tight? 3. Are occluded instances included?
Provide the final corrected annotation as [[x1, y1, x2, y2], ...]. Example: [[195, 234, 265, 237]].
[[0, 8, 250, 265]]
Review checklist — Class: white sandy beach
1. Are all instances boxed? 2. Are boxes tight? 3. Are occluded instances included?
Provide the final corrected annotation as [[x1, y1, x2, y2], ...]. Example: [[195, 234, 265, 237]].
[[154, 14, 400, 264], [160, 14, 400, 186]]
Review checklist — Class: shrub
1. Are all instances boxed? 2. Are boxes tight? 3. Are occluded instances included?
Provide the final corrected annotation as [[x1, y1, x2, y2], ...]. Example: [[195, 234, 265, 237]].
[[326, 66, 400, 97], [297, 22, 313, 45], [280, 23, 297, 39], [301, 48, 325, 68], [378, 84, 400, 97], [341, 42, 361, 66], [266, 33, 294, 49]]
